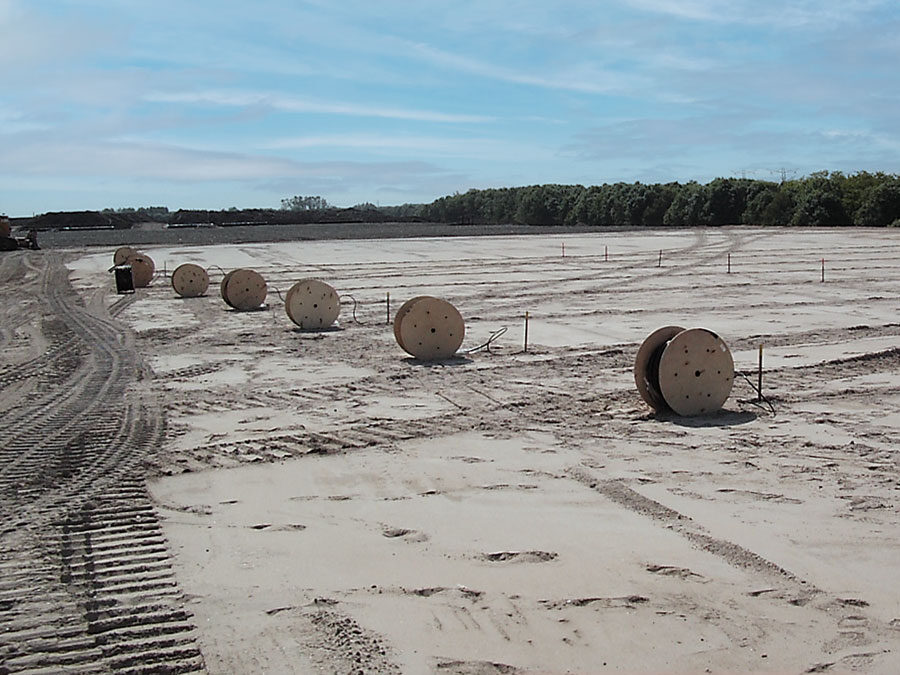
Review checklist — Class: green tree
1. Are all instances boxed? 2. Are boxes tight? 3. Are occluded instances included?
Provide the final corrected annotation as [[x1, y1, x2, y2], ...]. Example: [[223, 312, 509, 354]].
[[854, 180, 900, 226], [742, 181, 780, 223], [639, 182, 678, 226], [281, 195, 330, 210], [570, 185, 611, 225], [789, 176, 848, 226], [663, 182, 708, 226], [514, 184, 583, 225], [823, 171, 885, 220], [759, 189, 796, 225], [702, 178, 753, 226]]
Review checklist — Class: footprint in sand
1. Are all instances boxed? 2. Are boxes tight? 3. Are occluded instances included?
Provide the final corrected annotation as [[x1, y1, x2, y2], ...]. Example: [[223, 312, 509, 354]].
[[382, 526, 429, 542], [249, 523, 306, 531], [646, 563, 706, 581], [482, 550, 558, 563], [436, 659, 522, 674]]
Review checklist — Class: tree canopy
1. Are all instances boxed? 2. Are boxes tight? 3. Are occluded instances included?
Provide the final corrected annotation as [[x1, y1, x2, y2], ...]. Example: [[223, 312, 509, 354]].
[[281, 195, 330, 211], [420, 172, 900, 227], [28, 171, 900, 230]]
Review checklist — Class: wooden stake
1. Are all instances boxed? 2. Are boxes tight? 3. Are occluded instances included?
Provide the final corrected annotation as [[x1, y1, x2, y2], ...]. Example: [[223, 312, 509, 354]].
[[386, 292, 391, 324], [658, 249, 662, 267], [727, 253, 731, 274], [524, 311, 530, 353], [562, 242, 565, 258], [604, 245, 608, 262], [821, 258, 825, 282], [758, 343, 763, 402]]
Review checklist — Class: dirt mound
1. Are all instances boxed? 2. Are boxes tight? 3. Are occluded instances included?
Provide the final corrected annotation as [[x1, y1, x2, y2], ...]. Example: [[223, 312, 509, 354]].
[[27, 210, 139, 230]]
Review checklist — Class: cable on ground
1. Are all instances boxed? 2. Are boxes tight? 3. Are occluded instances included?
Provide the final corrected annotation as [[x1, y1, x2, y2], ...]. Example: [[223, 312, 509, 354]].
[[735, 370, 777, 415], [206, 264, 227, 277], [462, 327, 508, 354], [339, 294, 362, 323]]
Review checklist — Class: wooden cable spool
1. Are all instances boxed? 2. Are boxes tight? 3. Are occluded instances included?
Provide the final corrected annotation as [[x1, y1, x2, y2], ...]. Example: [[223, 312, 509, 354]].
[[171, 263, 210, 298], [222, 268, 266, 311], [634, 327, 734, 416], [285, 279, 340, 329], [395, 296, 465, 361], [124, 253, 155, 288], [658, 328, 734, 416]]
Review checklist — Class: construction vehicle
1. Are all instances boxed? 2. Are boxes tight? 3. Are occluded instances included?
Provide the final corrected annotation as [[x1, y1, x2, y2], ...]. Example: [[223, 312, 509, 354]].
[[1, 216, 40, 250]]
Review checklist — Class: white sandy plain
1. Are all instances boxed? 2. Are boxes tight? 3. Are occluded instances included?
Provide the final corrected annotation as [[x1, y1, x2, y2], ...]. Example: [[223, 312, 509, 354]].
[[67, 227, 900, 673]]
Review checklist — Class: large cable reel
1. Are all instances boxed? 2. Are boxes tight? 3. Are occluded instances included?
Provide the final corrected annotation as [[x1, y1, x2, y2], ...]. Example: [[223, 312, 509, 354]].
[[635, 327, 734, 416]]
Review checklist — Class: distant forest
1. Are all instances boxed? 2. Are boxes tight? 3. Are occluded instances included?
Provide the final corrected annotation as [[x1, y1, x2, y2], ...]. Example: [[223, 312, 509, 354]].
[[420, 171, 900, 228], [16, 171, 900, 229]]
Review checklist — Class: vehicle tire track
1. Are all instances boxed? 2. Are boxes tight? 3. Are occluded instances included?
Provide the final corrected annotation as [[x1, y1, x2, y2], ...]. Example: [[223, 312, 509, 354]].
[[0, 252, 205, 674]]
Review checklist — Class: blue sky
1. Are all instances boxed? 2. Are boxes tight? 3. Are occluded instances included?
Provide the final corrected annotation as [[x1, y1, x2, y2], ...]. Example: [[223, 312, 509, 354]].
[[1, 0, 898, 215]]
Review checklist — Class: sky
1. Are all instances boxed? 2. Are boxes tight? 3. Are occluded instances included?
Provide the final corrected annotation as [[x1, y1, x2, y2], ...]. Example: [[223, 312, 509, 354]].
[[1, 0, 899, 216]]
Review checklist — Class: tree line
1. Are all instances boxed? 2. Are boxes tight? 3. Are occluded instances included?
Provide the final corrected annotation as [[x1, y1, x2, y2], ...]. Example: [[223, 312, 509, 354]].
[[19, 171, 900, 229], [419, 172, 900, 227]]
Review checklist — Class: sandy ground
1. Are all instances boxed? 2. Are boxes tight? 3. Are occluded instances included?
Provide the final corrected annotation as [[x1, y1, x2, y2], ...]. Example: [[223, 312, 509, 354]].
[[64, 227, 900, 673]]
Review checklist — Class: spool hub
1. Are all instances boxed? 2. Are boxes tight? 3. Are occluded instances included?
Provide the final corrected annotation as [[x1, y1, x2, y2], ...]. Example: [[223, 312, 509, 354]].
[[634, 325, 685, 412]]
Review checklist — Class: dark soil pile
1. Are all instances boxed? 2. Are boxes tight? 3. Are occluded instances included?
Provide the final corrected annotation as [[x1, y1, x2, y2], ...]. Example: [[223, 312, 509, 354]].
[[27, 211, 140, 230]]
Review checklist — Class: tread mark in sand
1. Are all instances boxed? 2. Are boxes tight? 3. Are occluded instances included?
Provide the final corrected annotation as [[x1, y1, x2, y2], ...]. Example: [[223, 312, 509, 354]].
[[0, 252, 206, 674]]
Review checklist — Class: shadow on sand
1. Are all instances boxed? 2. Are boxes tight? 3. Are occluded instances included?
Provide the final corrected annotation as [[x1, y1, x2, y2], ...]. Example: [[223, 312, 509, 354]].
[[401, 355, 474, 368], [289, 325, 344, 334], [223, 304, 269, 312], [658, 409, 758, 428]]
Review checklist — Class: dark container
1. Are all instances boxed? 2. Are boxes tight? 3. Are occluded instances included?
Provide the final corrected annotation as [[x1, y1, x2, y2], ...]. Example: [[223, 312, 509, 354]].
[[114, 265, 135, 294]]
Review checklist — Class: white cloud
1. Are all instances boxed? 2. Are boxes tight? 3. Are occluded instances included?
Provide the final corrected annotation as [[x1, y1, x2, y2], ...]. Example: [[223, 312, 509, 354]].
[[0, 104, 48, 133], [0, 139, 297, 181], [622, 0, 889, 28], [145, 90, 493, 124], [823, 128, 900, 153], [261, 133, 555, 162], [406, 41, 642, 95], [0, 1, 118, 72], [0, 136, 463, 187]]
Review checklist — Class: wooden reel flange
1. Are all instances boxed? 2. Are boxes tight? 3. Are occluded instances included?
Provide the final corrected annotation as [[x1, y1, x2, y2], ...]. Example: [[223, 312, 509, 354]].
[[395, 296, 465, 361], [634, 325, 685, 413], [393, 295, 428, 353], [285, 279, 340, 329], [221, 268, 267, 311], [171, 263, 210, 298], [220, 270, 238, 307], [125, 253, 155, 288], [113, 246, 137, 266]]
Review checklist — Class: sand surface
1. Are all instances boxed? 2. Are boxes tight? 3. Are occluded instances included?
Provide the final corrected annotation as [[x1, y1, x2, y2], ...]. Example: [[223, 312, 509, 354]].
[[65, 227, 900, 673]]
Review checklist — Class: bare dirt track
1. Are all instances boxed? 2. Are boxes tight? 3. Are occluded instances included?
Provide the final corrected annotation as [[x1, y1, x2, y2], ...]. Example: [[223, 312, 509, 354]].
[[2, 226, 900, 674], [0, 251, 204, 673]]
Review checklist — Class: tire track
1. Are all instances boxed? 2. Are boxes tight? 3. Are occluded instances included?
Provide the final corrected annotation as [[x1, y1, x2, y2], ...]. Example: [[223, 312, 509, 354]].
[[0, 252, 205, 674]]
